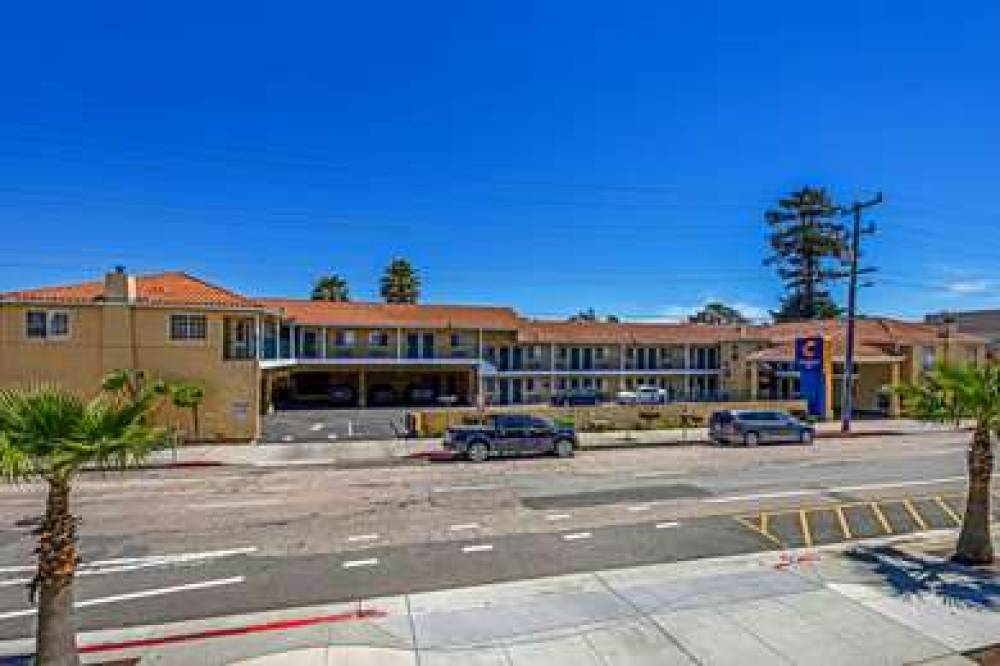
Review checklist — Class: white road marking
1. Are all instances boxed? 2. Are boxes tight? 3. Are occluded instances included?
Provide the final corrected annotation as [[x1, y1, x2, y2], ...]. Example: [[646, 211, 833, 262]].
[[342, 558, 379, 569], [281, 435, 294, 442], [0, 577, 29, 587], [327, 434, 338, 440], [346, 534, 379, 543], [545, 513, 571, 521], [254, 459, 336, 467], [461, 544, 494, 553], [310, 423, 324, 431], [655, 521, 681, 529], [634, 471, 682, 479], [432, 484, 503, 493], [704, 490, 819, 503], [0, 577, 245, 622], [828, 477, 965, 493], [627, 504, 652, 512], [0, 547, 257, 578], [562, 532, 592, 541], [187, 499, 283, 510], [0, 565, 34, 574], [449, 523, 481, 531]]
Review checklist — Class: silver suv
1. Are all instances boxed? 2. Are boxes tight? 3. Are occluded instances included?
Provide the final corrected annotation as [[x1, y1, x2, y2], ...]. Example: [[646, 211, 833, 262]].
[[709, 409, 815, 446]]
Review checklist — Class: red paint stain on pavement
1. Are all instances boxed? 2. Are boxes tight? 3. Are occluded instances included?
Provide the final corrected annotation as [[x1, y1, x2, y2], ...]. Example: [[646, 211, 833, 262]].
[[774, 552, 821, 570], [79, 608, 388, 654]]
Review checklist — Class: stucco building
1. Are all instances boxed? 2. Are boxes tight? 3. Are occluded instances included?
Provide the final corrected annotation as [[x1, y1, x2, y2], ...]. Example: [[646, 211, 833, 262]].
[[0, 269, 987, 441]]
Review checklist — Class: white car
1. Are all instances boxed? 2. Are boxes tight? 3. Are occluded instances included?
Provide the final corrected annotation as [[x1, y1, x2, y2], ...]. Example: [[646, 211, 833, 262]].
[[616, 385, 665, 404]]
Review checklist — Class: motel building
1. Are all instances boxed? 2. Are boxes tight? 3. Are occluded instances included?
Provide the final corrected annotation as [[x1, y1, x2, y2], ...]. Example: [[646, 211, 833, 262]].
[[0, 269, 988, 442]]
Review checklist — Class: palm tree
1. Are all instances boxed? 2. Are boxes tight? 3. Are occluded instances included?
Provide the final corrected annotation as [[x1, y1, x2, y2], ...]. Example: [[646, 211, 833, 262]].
[[311, 274, 350, 302], [0, 382, 169, 665], [380, 258, 421, 304], [898, 364, 1000, 564], [168, 380, 205, 440]]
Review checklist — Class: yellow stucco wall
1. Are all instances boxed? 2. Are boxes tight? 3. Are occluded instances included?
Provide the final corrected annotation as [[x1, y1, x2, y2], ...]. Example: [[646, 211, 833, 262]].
[[0, 303, 259, 442]]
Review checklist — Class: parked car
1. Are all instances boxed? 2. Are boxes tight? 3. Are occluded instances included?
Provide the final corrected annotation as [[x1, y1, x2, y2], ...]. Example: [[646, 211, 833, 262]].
[[327, 384, 355, 406], [443, 414, 577, 462], [551, 388, 601, 406], [709, 409, 815, 446], [408, 385, 436, 405], [616, 385, 665, 405], [368, 384, 397, 406]]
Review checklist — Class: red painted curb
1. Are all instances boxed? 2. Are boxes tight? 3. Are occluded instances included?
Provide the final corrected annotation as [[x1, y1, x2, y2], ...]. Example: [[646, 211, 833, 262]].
[[78, 608, 388, 654]]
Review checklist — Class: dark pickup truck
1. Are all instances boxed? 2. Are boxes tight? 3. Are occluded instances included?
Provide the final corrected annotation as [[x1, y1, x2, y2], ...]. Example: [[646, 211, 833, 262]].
[[444, 414, 578, 462]]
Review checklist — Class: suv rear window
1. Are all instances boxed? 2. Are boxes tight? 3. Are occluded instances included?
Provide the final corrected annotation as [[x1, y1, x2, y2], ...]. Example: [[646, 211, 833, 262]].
[[710, 411, 733, 424]]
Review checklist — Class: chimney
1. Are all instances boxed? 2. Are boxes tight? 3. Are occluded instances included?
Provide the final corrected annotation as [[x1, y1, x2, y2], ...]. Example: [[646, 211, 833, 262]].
[[937, 313, 959, 339], [103, 266, 137, 303]]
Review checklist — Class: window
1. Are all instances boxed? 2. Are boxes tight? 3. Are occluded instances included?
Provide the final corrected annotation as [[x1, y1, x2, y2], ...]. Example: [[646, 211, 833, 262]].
[[922, 346, 937, 370], [559, 347, 568, 359], [369, 331, 389, 346], [169, 314, 206, 341], [525, 379, 535, 392], [450, 333, 462, 347], [26, 310, 70, 339], [335, 330, 355, 347], [595, 347, 605, 360]]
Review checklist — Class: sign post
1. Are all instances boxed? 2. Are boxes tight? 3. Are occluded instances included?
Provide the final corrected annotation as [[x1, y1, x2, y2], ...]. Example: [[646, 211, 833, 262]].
[[794, 336, 829, 419]]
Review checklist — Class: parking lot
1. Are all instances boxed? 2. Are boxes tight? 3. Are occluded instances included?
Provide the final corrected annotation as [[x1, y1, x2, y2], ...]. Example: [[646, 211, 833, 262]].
[[734, 492, 995, 548], [260, 407, 408, 443]]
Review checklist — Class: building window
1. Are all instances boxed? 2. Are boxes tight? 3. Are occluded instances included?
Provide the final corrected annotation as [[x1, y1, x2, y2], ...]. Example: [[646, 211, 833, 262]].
[[922, 346, 937, 370], [335, 330, 356, 347], [559, 347, 568, 359], [485, 378, 495, 392], [369, 331, 389, 346], [450, 333, 462, 347], [595, 347, 605, 360], [26, 310, 70, 340], [169, 314, 207, 341], [525, 379, 535, 392]]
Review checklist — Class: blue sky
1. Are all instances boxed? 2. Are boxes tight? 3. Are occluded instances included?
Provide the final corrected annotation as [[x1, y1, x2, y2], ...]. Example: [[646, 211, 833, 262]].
[[0, 1, 997, 321]]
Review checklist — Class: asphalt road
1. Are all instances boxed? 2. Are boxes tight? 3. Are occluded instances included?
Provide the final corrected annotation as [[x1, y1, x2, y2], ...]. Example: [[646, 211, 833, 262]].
[[0, 427, 992, 641]]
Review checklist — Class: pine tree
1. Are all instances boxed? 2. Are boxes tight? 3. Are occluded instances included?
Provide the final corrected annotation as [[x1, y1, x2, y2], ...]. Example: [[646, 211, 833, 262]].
[[764, 187, 847, 321], [689, 302, 750, 325], [311, 274, 350, 302], [380, 258, 420, 304]]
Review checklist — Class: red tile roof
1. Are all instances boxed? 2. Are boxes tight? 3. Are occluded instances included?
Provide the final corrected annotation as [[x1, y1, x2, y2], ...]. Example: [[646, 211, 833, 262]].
[[746, 341, 903, 363], [261, 299, 522, 330], [516, 319, 751, 344], [756, 317, 981, 346], [1, 272, 263, 309]]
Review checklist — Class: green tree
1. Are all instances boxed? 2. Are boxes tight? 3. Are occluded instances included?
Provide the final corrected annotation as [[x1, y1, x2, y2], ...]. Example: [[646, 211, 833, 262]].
[[568, 308, 598, 322], [764, 187, 847, 321], [0, 382, 169, 665], [311, 274, 350, 302], [689, 301, 750, 325], [168, 381, 205, 440], [380, 258, 421, 304], [898, 364, 1000, 564]]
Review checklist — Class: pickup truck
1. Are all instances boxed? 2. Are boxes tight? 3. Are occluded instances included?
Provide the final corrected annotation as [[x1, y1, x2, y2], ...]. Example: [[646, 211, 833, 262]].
[[444, 414, 578, 462]]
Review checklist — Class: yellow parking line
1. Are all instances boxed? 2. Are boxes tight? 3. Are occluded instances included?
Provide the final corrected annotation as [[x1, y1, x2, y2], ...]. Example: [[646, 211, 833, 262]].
[[799, 510, 813, 547], [935, 496, 962, 525], [735, 515, 782, 547], [834, 506, 852, 540], [903, 499, 928, 531], [761, 512, 769, 536], [870, 502, 893, 535]]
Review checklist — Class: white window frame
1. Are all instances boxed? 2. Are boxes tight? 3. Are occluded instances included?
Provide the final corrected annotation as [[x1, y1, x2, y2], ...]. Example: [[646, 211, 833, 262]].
[[368, 330, 389, 347], [25, 309, 71, 341], [168, 313, 208, 342], [335, 330, 356, 347]]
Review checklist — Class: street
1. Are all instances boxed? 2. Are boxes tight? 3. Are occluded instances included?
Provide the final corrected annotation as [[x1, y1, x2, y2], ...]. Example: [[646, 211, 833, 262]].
[[0, 427, 990, 645]]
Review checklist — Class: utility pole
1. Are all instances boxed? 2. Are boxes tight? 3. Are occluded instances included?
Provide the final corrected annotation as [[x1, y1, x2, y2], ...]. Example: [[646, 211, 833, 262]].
[[840, 192, 882, 433]]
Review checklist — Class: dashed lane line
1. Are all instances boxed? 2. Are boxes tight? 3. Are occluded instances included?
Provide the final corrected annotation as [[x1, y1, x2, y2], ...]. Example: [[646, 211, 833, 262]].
[[342, 558, 379, 569], [562, 532, 593, 541], [461, 544, 494, 553], [655, 522, 681, 529], [346, 534, 379, 543], [448, 523, 481, 532], [545, 513, 571, 521]]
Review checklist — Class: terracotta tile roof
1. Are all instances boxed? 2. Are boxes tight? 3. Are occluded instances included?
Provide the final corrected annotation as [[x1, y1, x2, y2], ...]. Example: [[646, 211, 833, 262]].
[[516, 320, 751, 344], [260, 299, 522, 330], [746, 341, 903, 363], [756, 317, 983, 346], [1, 272, 262, 309]]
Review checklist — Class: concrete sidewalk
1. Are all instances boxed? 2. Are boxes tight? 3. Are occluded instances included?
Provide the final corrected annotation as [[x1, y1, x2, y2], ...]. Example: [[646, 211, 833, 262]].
[[147, 419, 958, 469], [3, 530, 997, 664]]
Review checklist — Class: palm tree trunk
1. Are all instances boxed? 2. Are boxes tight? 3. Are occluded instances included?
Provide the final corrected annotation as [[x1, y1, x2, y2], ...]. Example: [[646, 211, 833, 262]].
[[35, 477, 80, 666], [955, 426, 994, 565]]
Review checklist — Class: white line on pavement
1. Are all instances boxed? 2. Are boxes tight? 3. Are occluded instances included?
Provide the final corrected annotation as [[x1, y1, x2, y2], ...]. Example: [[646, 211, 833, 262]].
[[0, 546, 257, 578], [432, 484, 503, 493], [309, 423, 324, 431], [0, 577, 245, 622], [449, 523, 481, 531], [633, 471, 682, 479], [562, 532, 592, 541], [627, 504, 652, 512], [655, 521, 681, 529], [346, 534, 379, 543], [703, 490, 819, 503], [254, 459, 337, 467], [342, 558, 379, 569], [461, 544, 494, 553], [828, 477, 965, 493], [545, 513, 571, 521]]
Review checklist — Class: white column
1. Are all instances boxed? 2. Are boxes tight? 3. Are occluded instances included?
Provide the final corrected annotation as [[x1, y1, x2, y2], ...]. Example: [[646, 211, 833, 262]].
[[254, 316, 262, 360], [396, 328, 403, 358], [477, 328, 484, 358], [291, 324, 297, 359], [274, 320, 280, 359], [320, 327, 328, 359]]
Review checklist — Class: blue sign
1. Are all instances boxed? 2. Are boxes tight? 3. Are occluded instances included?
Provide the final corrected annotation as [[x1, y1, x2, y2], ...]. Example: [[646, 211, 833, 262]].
[[795, 336, 826, 418]]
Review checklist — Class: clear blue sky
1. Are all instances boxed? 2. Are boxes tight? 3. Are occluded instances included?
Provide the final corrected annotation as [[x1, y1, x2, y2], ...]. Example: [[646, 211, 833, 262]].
[[1, 1, 997, 321]]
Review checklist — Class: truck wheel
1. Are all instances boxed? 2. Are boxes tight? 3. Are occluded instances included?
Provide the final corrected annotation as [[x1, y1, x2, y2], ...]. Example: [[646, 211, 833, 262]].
[[744, 432, 760, 447], [554, 439, 575, 458], [467, 441, 489, 463]]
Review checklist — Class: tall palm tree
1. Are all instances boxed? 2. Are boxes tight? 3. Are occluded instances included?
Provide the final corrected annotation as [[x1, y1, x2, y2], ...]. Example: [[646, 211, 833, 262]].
[[311, 274, 350, 302], [380, 258, 421, 304], [899, 364, 1000, 564], [0, 382, 169, 665]]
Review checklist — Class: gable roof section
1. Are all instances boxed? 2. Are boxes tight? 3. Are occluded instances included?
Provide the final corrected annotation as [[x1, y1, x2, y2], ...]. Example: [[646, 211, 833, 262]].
[[1, 272, 262, 309], [261, 299, 522, 330]]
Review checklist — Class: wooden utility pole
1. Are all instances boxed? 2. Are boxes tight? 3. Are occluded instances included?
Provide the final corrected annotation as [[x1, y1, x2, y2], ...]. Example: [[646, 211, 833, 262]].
[[840, 192, 882, 432]]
